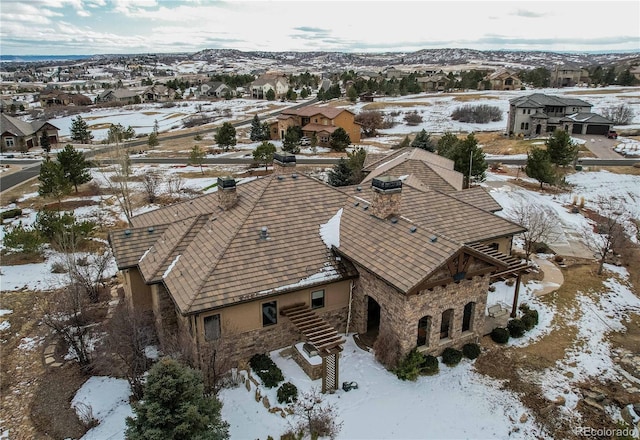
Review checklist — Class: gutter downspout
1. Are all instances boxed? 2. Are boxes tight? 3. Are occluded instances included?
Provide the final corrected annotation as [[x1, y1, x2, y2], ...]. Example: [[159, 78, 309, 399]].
[[345, 280, 354, 335]]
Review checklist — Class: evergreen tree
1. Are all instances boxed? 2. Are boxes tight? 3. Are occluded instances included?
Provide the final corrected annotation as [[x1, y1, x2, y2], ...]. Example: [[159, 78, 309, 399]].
[[300, 87, 309, 99], [57, 144, 92, 193], [38, 157, 72, 206], [327, 159, 353, 187], [282, 126, 302, 154], [250, 115, 264, 141], [40, 132, 51, 153], [436, 132, 460, 157], [440, 133, 487, 187], [252, 141, 276, 171], [347, 86, 358, 103], [545, 130, 578, 166], [70, 116, 93, 144], [316, 88, 326, 101], [261, 122, 271, 141], [396, 135, 411, 149], [329, 127, 351, 152], [410, 129, 435, 152], [125, 358, 229, 440], [525, 147, 556, 189], [215, 122, 237, 151], [147, 132, 159, 147], [346, 147, 367, 183], [190, 145, 206, 174], [265, 88, 276, 101]]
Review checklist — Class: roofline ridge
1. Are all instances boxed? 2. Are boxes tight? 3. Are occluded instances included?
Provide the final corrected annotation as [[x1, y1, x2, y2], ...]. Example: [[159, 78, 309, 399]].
[[148, 214, 203, 282], [184, 176, 274, 313]]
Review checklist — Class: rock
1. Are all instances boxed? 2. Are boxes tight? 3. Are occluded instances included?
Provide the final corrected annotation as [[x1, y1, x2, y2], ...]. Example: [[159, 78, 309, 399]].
[[621, 404, 640, 428], [245, 378, 251, 392], [554, 396, 566, 406], [262, 395, 270, 409], [583, 398, 604, 411], [583, 390, 605, 402], [519, 413, 528, 423], [540, 404, 555, 416]]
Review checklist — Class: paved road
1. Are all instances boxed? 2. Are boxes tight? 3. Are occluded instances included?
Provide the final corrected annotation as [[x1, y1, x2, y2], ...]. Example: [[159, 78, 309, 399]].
[[571, 134, 624, 160]]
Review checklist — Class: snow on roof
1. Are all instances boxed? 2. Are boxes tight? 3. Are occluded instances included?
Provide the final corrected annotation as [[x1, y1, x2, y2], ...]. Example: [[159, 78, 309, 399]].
[[319, 208, 343, 249], [163, 254, 181, 279]]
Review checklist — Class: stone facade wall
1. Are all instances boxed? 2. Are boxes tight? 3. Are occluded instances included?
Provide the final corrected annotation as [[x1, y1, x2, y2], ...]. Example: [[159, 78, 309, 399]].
[[151, 283, 178, 344], [371, 189, 401, 219], [351, 263, 489, 358], [217, 187, 237, 210], [290, 346, 323, 380]]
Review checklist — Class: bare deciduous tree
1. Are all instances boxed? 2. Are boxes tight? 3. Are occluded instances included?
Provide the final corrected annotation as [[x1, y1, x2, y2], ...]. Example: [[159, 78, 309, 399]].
[[601, 103, 635, 125], [288, 388, 343, 440], [141, 171, 162, 204], [507, 202, 561, 261], [581, 197, 629, 275], [99, 302, 156, 400], [101, 142, 134, 226], [166, 173, 184, 198]]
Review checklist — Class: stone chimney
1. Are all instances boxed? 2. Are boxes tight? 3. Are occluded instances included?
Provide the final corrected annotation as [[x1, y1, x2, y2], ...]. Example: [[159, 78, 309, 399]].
[[273, 152, 296, 175], [371, 176, 402, 219], [217, 176, 237, 210]]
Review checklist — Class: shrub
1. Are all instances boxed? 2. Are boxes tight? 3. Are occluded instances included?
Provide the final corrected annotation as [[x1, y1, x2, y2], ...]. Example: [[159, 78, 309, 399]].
[[419, 354, 439, 376], [1, 208, 22, 220], [395, 349, 423, 381], [277, 382, 298, 404], [249, 353, 284, 388], [249, 353, 273, 372], [403, 111, 423, 126], [507, 318, 526, 338], [3, 224, 44, 254], [50, 261, 68, 273], [462, 343, 481, 360], [441, 347, 463, 366], [373, 331, 401, 370], [451, 104, 502, 123], [491, 327, 510, 344], [521, 313, 536, 331]]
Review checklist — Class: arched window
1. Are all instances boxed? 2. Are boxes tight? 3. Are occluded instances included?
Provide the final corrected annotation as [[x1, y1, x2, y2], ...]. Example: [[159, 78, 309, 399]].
[[440, 309, 454, 340], [462, 302, 475, 332], [417, 316, 431, 346]]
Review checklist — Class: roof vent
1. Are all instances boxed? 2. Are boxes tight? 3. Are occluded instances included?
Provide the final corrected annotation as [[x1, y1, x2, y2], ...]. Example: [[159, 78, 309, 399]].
[[124, 229, 132, 236], [409, 226, 417, 233], [260, 226, 269, 240], [430, 235, 437, 242], [363, 205, 369, 211], [291, 173, 298, 179], [147, 227, 154, 233], [356, 186, 362, 192], [354, 201, 360, 207], [390, 217, 398, 224], [277, 175, 284, 181]]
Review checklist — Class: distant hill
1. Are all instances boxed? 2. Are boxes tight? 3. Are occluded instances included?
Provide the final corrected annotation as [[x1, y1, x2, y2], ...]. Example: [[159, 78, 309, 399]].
[[0, 55, 91, 63]]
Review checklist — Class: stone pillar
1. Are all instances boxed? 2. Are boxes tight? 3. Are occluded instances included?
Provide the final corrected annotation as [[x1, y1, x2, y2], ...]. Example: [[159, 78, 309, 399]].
[[273, 153, 296, 175], [217, 177, 237, 210], [371, 177, 402, 219]]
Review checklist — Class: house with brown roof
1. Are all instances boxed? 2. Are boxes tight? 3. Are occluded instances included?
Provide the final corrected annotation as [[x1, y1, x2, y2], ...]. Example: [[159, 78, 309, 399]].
[[0, 113, 59, 151], [269, 105, 361, 146], [109, 150, 526, 388], [250, 74, 289, 99], [480, 69, 522, 91]]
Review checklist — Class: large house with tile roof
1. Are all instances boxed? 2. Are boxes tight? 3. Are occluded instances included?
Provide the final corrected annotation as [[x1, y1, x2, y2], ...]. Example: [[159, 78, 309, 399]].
[[507, 93, 614, 137], [0, 113, 59, 152], [269, 105, 361, 146], [109, 149, 527, 386]]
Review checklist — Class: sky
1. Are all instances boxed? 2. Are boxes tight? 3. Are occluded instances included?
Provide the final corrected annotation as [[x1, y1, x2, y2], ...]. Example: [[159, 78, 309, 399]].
[[0, 0, 639, 56]]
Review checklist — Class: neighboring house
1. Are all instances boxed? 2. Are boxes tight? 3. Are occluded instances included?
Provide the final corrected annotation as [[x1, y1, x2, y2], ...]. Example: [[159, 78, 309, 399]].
[[109, 150, 527, 390], [250, 75, 289, 99], [0, 113, 59, 151], [142, 85, 174, 102], [507, 93, 614, 136], [97, 86, 174, 104], [417, 74, 447, 92], [480, 69, 522, 91], [550, 63, 590, 88], [196, 81, 230, 99], [96, 88, 141, 104], [383, 67, 408, 79], [269, 105, 361, 145], [39, 90, 92, 107]]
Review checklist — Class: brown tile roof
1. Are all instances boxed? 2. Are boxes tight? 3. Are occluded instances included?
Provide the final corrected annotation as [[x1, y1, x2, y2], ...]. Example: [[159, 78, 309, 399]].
[[362, 148, 463, 192], [449, 186, 503, 212], [109, 224, 170, 269], [301, 123, 339, 134], [282, 105, 353, 119]]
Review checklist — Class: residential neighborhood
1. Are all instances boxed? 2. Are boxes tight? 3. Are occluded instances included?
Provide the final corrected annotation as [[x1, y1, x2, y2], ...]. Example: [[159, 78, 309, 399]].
[[1, 3, 640, 439]]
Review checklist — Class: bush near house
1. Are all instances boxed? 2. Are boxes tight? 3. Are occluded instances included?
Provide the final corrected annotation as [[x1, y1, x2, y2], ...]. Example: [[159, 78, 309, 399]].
[[395, 349, 424, 381], [249, 353, 284, 388], [519, 304, 540, 331], [441, 347, 463, 366], [420, 354, 439, 376], [462, 343, 481, 360], [1, 208, 22, 220], [277, 382, 298, 404], [507, 318, 526, 338], [491, 327, 510, 344]]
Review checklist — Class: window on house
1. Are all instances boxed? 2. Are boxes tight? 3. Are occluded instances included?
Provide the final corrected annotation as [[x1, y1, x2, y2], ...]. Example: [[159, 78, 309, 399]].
[[5, 138, 15, 149], [440, 309, 454, 340], [204, 314, 221, 341], [520, 122, 525, 130], [417, 316, 431, 346], [522, 109, 526, 115], [262, 301, 277, 327], [462, 302, 475, 332], [524, 123, 529, 130], [527, 109, 531, 114], [320, 135, 329, 143], [311, 290, 325, 309]]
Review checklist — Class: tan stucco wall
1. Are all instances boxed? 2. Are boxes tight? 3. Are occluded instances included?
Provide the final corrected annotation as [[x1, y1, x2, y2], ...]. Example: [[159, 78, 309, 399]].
[[478, 236, 513, 255], [123, 268, 153, 312], [333, 112, 361, 143]]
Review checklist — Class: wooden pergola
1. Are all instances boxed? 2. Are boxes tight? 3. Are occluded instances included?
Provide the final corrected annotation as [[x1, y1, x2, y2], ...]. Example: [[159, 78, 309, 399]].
[[281, 303, 344, 392]]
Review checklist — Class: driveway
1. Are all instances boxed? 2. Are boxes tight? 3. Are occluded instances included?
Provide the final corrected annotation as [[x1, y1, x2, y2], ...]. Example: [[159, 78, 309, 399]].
[[572, 134, 624, 159]]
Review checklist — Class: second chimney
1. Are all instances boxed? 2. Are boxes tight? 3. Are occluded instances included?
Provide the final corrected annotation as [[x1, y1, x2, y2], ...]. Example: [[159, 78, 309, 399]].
[[217, 176, 237, 210], [371, 176, 402, 219], [273, 152, 296, 175]]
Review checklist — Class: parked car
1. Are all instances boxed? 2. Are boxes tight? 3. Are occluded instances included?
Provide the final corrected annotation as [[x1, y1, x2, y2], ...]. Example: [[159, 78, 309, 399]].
[[300, 136, 311, 146], [606, 130, 618, 139]]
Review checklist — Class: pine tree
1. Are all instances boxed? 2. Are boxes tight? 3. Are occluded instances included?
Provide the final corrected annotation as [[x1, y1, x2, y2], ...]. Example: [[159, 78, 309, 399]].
[[252, 141, 276, 171], [57, 144, 92, 193], [125, 358, 229, 440], [440, 133, 487, 187], [328, 158, 353, 187], [525, 147, 556, 189], [347, 86, 358, 103], [190, 145, 206, 174], [40, 132, 51, 153], [38, 157, 72, 206], [329, 127, 351, 152], [250, 115, 263, 141], [545, 130, 578, 166], [410, 129, 435, 152], [282, 126, 301, 154], [436, 132, 460, 157], [265, 88, 276, 101], [70, 116, 93, 144], [215, 122, 237, 151]]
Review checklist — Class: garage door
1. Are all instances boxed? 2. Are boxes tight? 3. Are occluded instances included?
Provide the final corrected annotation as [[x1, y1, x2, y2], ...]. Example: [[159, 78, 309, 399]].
[[586, 124, 608, 135], [572, 124, 582, 134]]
